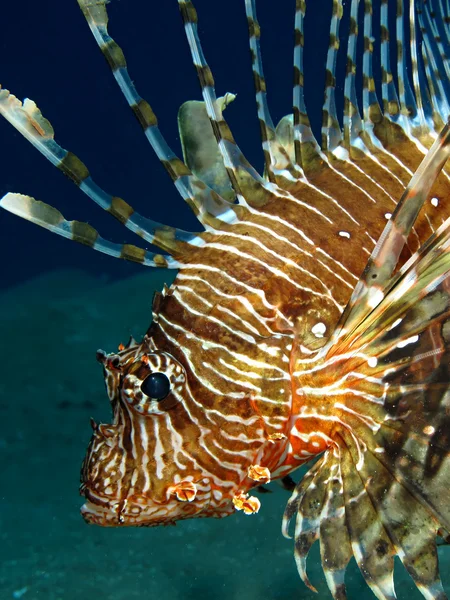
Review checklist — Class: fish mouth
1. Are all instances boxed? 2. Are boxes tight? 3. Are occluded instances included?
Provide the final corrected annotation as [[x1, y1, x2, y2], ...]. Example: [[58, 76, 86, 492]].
[[80, 486, 123, 526], [80, 486, 178, 527], [81, 499, 122, 526], [79, 477, 222, 526]]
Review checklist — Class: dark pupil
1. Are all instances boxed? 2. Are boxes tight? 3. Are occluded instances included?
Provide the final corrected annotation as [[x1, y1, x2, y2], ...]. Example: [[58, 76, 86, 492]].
[[141, 372, 171, 401]]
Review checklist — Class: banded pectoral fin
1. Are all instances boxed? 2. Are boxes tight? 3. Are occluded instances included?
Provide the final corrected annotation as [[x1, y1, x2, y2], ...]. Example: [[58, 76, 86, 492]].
[[283, 432, 446, 600], [282, 450, 354, 599], [284, 215, 450, 599]]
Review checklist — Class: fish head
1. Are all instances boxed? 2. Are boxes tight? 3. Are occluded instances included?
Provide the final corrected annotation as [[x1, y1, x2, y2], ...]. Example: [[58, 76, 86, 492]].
[[80, 336, 242, 527]]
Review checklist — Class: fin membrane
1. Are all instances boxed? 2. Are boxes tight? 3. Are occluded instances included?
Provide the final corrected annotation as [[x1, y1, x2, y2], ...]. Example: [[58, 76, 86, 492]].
[[284, 114, 450, 598]]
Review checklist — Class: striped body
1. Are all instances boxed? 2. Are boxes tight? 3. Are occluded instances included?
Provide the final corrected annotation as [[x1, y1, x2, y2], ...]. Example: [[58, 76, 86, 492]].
[[3, 1, 450, 598], [81, 112, 450, 527]]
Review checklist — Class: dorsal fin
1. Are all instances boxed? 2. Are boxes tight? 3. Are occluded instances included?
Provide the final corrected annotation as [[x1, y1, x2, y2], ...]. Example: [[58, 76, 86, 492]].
[[321, 0, 344, 153], [178, 0, 277, 209], [244, 0, 300, 183], [78, 0, 237, 226], [293, 0, 322, 170]]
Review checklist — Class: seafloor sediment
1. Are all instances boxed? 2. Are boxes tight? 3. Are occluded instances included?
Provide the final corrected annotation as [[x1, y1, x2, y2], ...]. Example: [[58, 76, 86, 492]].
[[0, 269, 446, 600]]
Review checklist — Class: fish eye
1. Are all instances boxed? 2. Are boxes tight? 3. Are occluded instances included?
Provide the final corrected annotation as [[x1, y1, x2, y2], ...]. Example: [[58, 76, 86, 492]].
[[140, 372, 171, 401]]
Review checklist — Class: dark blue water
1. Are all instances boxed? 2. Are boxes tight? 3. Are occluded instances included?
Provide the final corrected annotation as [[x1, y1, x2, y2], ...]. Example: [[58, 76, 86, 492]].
[[0, 1, 447, 599], [0, 0, 330, 289]]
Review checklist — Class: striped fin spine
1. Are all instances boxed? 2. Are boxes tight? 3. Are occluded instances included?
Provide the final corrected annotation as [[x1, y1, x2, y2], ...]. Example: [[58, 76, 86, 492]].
[[292, 0, 322, 170], [408, 0, 429, 129], [379, 0, 401, 120], [343, 0, 363, 150], [244, 0, 300, 184], [178, 0, 281, 208], [77, 0, 239, 226], [362, 0, 383, 128], [322, 0, 344, 154], [0, 193, 174, 267], [0, 86, 200, 265]]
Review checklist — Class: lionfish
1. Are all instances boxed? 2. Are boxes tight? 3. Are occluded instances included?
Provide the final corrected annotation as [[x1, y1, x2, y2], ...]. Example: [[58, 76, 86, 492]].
[[2, 0, 450, 597]]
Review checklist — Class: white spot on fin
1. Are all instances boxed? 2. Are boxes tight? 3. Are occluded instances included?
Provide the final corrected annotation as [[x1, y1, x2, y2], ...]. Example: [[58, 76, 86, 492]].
[[397, 335, 419, 349], [311, 322, 327, 338]]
